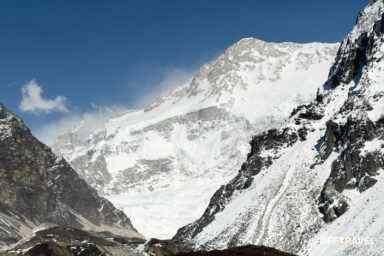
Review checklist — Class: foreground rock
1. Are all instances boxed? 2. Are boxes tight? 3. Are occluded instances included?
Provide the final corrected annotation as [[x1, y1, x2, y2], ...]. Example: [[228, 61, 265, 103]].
[[0, 103, 143, 248], [1, 225, 145, 256], [173, 245, 295, 256]]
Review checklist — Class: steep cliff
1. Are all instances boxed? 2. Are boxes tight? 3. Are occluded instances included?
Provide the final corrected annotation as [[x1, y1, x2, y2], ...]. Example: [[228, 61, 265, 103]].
[[0, 103, 142, 247]]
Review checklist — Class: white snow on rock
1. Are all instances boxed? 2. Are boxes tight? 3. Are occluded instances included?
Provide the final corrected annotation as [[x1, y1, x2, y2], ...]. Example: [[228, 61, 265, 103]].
[[0, 105, 16, 141]]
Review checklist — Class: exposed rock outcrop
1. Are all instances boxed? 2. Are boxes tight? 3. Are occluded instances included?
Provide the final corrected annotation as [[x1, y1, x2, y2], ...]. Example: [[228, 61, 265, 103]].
[[174, 128, 299, 244]]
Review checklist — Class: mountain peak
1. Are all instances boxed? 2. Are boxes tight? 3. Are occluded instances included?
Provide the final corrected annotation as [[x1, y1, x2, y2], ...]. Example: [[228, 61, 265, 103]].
[[185, 38, 338, 101]]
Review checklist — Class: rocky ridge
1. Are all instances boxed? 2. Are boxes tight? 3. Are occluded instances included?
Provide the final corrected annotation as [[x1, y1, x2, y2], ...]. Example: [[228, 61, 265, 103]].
[[0, 103, 142, 248], [172, 1, 384, 256]]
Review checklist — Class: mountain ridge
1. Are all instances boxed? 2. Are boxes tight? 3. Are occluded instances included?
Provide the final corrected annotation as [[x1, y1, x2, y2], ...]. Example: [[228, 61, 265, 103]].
[[0, 103, 143, 248]]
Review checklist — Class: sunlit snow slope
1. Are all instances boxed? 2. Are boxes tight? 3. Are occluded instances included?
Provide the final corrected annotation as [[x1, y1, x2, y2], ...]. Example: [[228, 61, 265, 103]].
[[52, 39, 338, 239], [174, 1, 384, 255]]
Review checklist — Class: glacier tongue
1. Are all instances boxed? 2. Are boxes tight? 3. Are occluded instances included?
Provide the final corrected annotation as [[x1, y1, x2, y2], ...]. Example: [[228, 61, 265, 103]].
[[52, 39, 338, 239]]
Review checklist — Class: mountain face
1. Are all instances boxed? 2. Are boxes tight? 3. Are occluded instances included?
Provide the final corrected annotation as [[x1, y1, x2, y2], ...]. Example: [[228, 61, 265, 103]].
[[173, 1, 384, 256], [0, 103, 142, 248], [52, 39, 338, 239]]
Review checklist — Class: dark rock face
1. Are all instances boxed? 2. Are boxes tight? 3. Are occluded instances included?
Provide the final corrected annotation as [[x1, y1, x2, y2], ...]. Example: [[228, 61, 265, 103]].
[[174, 128, 298, 243], [0, 103, 140, 244], [66, 243, 105, 256], [142, 241, 296, 256], [321, 120, 342, 161], [291, 103, 324, 127], [322, 7, 384, 93], [172, 245, 296, 256], [297, 104, 324, 121], [318, 117, 384, 222], [314, 2, 384, 223], [325, 30, 369, 90], [27, 242, 106, 256], [24, 242, 72, 256]]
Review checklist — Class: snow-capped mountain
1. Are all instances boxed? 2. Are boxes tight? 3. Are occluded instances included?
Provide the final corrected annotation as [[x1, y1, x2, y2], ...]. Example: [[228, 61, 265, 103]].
[[52, 39, 338, 239], [0, 103, 142, 250], [173, 1, 384, 256]]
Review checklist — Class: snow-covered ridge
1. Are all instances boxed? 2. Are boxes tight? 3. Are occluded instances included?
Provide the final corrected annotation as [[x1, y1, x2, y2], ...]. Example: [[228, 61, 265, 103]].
[[0, 103, 24, 141], [52, 38, 339, 239], [173, 1, 384, 255], [349, 0, 384, 42]]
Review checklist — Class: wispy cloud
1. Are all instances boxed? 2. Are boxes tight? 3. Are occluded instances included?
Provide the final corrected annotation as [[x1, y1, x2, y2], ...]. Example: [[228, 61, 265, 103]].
[[132, 67, 194, 108], [31, 66, 196, 145], [19, 79, 69, 114], [34, 104, 127, 146]]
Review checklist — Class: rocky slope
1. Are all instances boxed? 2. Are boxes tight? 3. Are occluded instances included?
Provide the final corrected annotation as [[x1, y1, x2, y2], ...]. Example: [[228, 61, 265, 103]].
[[52, 39, 338, 239], [0, 103, 142, 249], [173, 1, 384, 256], [174, 245, 295, 256], [1, 225, 145, 256]]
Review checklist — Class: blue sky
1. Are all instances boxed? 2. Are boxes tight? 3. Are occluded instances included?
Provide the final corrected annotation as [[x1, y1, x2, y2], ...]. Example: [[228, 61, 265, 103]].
[[0, 0, 370, 143]]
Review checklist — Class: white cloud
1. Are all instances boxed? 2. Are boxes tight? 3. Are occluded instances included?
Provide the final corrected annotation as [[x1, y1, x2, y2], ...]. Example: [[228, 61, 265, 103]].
[[34, 104, 127, 146], [32, 66, 195, 145], [19, 79, 69, 114]]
